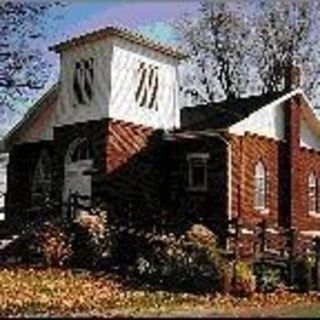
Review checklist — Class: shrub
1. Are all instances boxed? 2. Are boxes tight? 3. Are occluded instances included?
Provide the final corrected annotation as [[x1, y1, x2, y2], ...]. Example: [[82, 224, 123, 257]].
[[9, 217, 72, 267], [71, 209, 108, 269], [254, 264, 283, 293], [132, 224, 230, 293], [231, 261, 256, 297], [38, 220, 72, 267], [185, 224, 218, 248], [293, 256, 313, 292]]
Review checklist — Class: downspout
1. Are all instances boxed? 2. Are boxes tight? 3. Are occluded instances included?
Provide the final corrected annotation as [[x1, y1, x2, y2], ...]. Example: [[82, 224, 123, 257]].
[[214, 132, 233, 251], [215, 133, 232, 222]]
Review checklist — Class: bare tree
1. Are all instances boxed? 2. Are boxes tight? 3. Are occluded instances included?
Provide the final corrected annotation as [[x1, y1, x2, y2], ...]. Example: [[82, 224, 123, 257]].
[[175, 0, 320, 106], [174, 0, 252, 104], [255, 0, 319, 94], [0, 1, 65, 116]]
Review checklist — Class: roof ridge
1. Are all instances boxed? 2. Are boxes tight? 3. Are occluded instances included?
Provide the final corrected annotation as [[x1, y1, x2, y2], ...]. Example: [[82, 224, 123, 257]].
[[49, 25, 188, 60], [181, 89, 303, 130]]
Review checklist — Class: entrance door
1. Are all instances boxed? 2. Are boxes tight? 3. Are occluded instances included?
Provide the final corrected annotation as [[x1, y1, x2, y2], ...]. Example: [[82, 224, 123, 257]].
[[63, 138, 92, 209]]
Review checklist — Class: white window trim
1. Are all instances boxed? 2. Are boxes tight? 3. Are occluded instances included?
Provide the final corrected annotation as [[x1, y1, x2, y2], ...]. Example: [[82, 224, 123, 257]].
[[256, 208, 270, 215], [65, 137, 91, 165], [309, 212, 320, 218], [187, 153, 209, 192]]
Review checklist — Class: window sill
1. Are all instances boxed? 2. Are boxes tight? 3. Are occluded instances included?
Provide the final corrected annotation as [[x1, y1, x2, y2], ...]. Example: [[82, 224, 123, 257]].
[[255, 208, 269, 215], [309, 211, 320, 218], [187, 187, 208, 192]]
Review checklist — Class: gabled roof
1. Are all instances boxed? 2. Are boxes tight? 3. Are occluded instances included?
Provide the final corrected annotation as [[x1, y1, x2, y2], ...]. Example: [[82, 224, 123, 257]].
[[181, 92, 285, 130], [181, 88, 320, 135], [49, 25, 188, 60], [3, 84, 58, 150]]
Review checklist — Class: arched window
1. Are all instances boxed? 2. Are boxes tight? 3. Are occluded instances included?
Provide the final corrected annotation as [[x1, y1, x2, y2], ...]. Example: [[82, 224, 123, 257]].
[[254, 161, 267, 211], [31, 150, 52, 207], [308, 173, 317, 213], [65, 138, 91, 164]]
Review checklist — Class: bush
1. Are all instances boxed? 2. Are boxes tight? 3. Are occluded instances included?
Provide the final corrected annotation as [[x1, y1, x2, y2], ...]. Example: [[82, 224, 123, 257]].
[[231, 261, 256, 297], [38, 220, 72, 267], [132, 224, 230, 293], [9, 216, 72, 267], [71, 209, 108, 269], [293, 256, 313, 292], [254, 264, 283, 293]]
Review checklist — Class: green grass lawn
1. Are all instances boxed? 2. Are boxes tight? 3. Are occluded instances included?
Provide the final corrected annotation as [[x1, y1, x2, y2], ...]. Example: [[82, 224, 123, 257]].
[[0, 267, 320, 317], [271, 304, 320, 318]]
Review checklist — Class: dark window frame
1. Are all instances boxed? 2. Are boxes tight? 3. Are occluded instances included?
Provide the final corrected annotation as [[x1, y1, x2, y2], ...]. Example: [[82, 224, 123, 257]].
[[187, 153, 209, 192]]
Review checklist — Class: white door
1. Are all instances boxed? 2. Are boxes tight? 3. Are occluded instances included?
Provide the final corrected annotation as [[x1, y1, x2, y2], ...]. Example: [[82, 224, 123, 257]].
[[63, 159, 92, 207], [63, 138, 92, 209]]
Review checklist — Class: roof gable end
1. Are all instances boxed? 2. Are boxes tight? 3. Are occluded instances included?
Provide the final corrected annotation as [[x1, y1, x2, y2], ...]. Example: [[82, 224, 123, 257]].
[[49, 26, 188, 60]]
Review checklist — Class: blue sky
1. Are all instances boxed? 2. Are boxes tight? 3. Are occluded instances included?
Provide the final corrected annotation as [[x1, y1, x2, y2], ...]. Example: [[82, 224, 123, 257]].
[[54, 1, 199, 43], [1, 1, 200, 135], [44, 0, 200, 92], [44, 1, 200, 81]]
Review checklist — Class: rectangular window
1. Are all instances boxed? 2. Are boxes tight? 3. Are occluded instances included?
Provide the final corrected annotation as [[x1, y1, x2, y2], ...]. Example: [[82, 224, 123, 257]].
[[187, 153, 209, 191]]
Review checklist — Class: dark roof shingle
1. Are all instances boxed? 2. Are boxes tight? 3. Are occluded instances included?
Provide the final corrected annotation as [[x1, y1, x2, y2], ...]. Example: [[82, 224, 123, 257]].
[[181, 92, 286, 130]]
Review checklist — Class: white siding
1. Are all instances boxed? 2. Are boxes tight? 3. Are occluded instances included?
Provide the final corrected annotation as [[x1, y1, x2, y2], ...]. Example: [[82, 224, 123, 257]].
[[14, 100, 56, 144], [300, 119, 320, 150], [11, 35, 181, 145], [56, 39, 113, 127], [229, 102, 285, 140], [109, 38, 180, 130]]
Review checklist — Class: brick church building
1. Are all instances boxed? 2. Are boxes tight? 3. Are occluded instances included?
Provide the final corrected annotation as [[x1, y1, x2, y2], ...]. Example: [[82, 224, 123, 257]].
[[3, 26, 320, 255]]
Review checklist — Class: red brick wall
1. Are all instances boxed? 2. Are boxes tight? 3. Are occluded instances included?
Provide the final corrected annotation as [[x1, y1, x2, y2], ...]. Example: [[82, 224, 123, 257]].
[[6, 141, 54, 233], [228, 95, 320, 255], [291, 147, 320, 231], [106, 120, 154, 174], [230, 133, 281, 228], [284, 97, 301, 229], [103, 119, 166, 211]]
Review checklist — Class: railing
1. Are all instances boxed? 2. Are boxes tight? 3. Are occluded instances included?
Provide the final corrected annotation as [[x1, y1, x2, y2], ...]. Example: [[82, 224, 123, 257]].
[[63, 192, 91, 221], [226, 216, 320, 289]]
